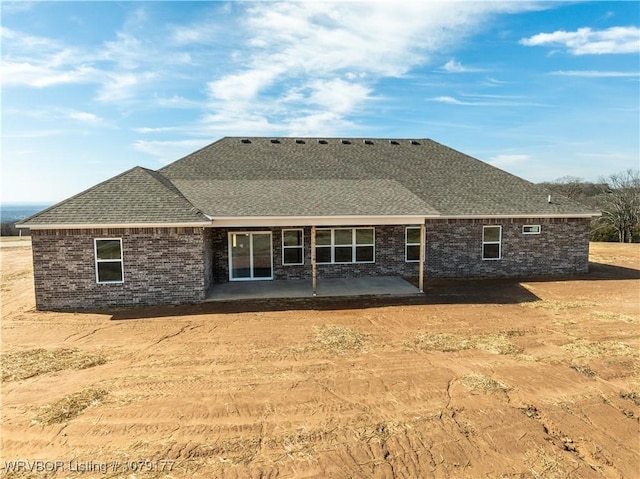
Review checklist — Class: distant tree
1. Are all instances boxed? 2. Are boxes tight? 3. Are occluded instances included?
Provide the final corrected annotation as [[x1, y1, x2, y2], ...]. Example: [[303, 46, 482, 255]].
[[539, 176, 605, 209], [548, 176, 585, 200], [596, 169, 640, 243]]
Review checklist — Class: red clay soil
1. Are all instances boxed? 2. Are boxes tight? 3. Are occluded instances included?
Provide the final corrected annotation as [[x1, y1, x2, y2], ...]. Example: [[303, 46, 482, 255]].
[[1, 241, 638, 478]]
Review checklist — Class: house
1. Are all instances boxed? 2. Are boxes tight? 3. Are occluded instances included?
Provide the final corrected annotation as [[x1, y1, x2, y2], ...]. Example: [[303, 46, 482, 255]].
[[19, 137, 598, 310]]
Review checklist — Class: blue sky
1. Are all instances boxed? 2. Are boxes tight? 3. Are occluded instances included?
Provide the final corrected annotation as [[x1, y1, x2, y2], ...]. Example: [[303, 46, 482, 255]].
[[2, 1, 639, 203]]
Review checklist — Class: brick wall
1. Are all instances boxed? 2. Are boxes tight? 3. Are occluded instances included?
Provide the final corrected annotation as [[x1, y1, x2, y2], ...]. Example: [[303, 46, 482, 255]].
[[31, 219, 590, 309], [210, 219, 590, 283], [424, 218, 590, 278], [31, 228, 206, 310]]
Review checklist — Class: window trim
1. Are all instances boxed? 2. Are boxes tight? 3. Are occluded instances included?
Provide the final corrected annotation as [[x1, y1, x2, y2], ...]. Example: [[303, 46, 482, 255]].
[[282, 228, 304, 265], [405, 226, 424, 263], [315, 227, 375, 264], [482, 225, 502, 261], [94, 238, 124, 284], [522, 224, 541, 235]]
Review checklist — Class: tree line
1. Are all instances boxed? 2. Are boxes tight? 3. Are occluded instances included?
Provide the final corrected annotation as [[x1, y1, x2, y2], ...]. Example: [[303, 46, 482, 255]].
[[539, 169, 640, 243]]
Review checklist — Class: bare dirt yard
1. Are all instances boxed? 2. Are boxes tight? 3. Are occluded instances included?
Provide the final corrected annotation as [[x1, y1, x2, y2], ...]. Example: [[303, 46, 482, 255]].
[[1, 241, 638, 478]]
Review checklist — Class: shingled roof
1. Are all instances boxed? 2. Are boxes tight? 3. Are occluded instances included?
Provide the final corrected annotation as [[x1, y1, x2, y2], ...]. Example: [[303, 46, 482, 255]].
[[19, 166, 209, 227], [20, 137, 597, 227], [160, 137, 596, 217]]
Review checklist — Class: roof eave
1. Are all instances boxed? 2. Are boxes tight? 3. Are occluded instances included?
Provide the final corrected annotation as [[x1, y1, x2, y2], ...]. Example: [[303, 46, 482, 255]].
[[18, 221, 213, 230]]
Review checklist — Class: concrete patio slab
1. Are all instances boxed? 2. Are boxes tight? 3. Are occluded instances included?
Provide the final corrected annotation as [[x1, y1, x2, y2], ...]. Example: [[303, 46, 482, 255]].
[[206, 276, 421, 301]]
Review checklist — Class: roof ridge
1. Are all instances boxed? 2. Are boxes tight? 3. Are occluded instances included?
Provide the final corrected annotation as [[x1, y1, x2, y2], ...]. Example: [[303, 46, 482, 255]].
[[141, 168, 208, 219]]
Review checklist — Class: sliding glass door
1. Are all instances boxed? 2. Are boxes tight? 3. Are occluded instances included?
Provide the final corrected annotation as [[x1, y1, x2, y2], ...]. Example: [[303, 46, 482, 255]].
[[229, 232, 273, 281]]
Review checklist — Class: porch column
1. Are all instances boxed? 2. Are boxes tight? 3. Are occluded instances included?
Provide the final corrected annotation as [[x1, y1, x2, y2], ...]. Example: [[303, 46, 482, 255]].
[[311, 225, 317, 296], [419, 222, 425, 293]]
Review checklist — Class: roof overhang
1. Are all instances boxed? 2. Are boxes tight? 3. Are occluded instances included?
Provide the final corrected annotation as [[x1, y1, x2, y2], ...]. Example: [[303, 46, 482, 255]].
[[208, 215, 432, 227], [19, 212, 600, 230], [18, 222, 213, 230], [430, 213, 601, 220]]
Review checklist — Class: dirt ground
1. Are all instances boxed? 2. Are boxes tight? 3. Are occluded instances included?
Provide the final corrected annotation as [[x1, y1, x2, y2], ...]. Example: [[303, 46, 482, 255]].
[[1, 241, 638, 478]]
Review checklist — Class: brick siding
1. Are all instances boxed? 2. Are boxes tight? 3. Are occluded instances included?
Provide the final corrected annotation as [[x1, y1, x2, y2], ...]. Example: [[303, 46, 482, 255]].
[[210, 218, 590, 283], [30, 218, 590, 310], [31, 228, 206, 310], [424, 218, 590, 278]]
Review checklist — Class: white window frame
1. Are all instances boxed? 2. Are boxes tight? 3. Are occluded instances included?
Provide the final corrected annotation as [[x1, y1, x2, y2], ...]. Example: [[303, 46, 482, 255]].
[[522, 225, 541, 235], [282, 228, 304, 265], [94, 238, 124, 284], [315, 228, 375, 264], [482, 226, 502, 261], [405, 226, 423, 263]]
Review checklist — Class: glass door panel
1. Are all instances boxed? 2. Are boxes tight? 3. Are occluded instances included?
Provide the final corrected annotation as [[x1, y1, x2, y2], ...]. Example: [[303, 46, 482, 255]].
[[230, 233, 251, 279], [252, 233, 272, 278], [229, 232, 273, 280]]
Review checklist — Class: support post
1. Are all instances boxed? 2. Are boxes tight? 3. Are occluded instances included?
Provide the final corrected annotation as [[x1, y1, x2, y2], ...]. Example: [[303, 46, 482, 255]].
[[311, 225, 317, 296], [419, 222, 425, 293]]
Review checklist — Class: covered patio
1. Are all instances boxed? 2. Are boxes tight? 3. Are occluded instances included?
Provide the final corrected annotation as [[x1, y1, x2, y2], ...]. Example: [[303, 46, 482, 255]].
[[206, 276, 421, 302]]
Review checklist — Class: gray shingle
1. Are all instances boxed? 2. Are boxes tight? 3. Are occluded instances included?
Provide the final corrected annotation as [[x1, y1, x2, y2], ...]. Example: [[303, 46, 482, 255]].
[[20, 167, 208, 226], [171, 179, 438, 216], [161, 137, 597, 217]]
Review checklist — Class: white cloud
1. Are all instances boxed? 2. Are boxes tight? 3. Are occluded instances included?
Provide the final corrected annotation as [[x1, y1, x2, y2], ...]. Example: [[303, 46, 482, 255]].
[[134, 126, 182, 134], [204, 2, 535, 135], [64, 110, 104, 125], [441, 58, 484, 73], [96, 72, 157, 103], [154, 95, 202, 109], [442, 59, 467, 73], [432, 96, 465, 105], [430, 95, 549, 107], [520, 26, 640, 55], [551, 70, 640, 78]]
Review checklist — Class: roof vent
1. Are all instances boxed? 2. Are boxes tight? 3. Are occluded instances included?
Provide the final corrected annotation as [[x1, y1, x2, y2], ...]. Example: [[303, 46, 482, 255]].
[[363, 139, 374, 145], [295, 139, 305, 144], [389, 140, 400, 145], [410, 140, 421, 145], [341, 139, 351, 145], [240, 138, 251, 144], [270, 138, 280, 144], [318, 139, 328, 144]]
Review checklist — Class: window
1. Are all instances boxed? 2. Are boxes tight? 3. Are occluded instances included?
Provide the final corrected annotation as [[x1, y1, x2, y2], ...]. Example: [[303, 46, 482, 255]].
[[482, 226, 502, 260], [95, 239, 124, 283], [315, 228, 374, 264], [405, 227, 423, 262], [523, 225, 541, 235], [282, 229, 304, 265]]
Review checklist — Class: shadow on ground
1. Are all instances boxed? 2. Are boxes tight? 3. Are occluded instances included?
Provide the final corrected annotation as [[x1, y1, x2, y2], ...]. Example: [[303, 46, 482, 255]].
[[93, 261, 637, 320], [108, 278, 540, 319]]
